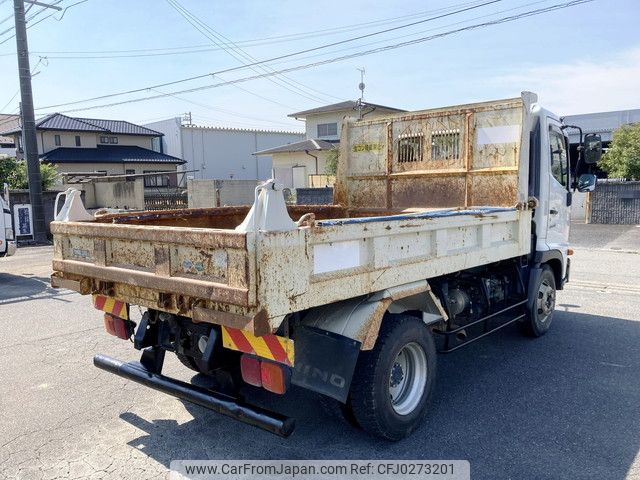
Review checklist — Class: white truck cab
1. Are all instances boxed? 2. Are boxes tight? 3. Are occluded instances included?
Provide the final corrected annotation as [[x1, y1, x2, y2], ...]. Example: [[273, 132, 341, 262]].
[[530, 102, 599, 287], [0, 183, 16, 257]]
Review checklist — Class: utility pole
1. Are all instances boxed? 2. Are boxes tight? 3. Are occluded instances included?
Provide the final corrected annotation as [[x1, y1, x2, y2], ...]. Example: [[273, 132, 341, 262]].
[[12, 0, 60, 242]]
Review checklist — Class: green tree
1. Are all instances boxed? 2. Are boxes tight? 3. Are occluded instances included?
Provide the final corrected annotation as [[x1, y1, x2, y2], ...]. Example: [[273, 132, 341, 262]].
[[325, 147, 339, 176], [0, 156, 59, 190], [600, 123, 640, 180]]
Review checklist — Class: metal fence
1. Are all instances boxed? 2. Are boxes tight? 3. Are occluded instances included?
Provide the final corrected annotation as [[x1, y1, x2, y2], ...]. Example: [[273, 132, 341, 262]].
[[144, 192, 188, 211], [589, 180, 640, 224]]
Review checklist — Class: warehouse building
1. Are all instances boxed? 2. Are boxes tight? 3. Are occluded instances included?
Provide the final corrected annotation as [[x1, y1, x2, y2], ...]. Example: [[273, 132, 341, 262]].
[[145, 117, 303, 181]]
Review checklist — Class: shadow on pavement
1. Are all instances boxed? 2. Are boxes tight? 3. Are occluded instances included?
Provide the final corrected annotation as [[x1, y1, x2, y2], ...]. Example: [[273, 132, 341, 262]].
[[0, 273, 76, 305], [120, 310, 640, 480], [569, 223, 640, 251]]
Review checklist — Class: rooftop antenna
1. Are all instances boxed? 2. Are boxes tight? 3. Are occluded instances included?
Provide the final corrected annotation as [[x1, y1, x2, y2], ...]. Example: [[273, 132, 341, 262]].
[[181, 111, 193, 126], [356, 67, 365, 119]]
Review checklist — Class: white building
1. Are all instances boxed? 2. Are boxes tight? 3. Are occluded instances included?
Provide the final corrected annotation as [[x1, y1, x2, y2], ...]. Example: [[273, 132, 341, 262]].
[[563, 108, 640, 145], [255, 100, 405, 189], [144, 117, 304, 181]]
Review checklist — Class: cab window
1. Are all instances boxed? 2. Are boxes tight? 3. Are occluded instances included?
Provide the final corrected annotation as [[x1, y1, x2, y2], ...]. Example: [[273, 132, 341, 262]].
[[549, 129, 568, 187]]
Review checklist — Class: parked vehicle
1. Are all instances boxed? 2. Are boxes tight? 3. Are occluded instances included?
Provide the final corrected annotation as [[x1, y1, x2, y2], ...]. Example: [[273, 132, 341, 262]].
[[0, 183, 16, 257], [50, 92, 600, 440]]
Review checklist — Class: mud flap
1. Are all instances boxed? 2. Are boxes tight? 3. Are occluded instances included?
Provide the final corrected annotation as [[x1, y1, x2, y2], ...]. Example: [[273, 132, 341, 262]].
[[291, 326, 361, 403]]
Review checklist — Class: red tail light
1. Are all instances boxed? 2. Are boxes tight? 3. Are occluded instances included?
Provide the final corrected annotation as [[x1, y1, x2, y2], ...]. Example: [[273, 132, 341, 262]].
[[103, 313, 116, 336], [240, 355, 262, 387], [103, 313, 134, 340], [260, 361, 288, 395], [240, 355, 289, 394]]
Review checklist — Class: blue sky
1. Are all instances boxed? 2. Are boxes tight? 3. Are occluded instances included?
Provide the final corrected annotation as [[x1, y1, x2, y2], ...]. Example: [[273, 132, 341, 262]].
[[0, 0, 638, 132]]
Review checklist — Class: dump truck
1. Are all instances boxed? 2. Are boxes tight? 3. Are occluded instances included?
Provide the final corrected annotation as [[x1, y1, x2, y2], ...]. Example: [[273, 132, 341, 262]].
[[50, 92, 601, 440]]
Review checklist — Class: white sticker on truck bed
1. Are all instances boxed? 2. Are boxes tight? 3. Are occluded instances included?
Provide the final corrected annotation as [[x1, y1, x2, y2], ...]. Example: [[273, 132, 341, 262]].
[[476, 125, 520, 145], [313, 240, 362, 274]]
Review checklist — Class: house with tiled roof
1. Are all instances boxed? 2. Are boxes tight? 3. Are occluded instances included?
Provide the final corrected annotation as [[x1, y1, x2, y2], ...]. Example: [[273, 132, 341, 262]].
[[255, 100, 404, 189], [1, 113, 185, 188], [0, 114, 20, 157]]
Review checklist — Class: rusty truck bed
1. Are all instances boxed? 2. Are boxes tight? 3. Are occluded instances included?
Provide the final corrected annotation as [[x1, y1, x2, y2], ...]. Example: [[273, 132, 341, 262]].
[[51, 95, 534, 335], [51, 204, 531, 335]]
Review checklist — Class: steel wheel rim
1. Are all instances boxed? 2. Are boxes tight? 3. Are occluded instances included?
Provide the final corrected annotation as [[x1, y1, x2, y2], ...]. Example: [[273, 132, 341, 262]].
[[389, 342, 428, 416], [536, 279, 555, 323]]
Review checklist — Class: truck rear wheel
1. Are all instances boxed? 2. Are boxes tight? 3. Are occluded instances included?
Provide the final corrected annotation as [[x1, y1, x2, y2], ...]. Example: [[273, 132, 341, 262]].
[[349, 314, 436, 441], [522, 265, 556, 337]]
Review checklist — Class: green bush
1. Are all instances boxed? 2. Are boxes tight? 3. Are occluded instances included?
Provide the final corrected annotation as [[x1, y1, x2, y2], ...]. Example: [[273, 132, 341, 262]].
[[0, 156, 58, 190], [325, 148, 339, 176], [600, 123, 640, 180]]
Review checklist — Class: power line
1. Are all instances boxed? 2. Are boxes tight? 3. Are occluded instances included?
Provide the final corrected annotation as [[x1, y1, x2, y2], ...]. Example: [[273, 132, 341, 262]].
[[0, 0, 76, 45], [0, 0, 489, 57], [38, 0, 592, 115], [260, 0, 551, 68], [36, 0, 504, 111], [0, 55, 46, 112], [165, 0, 335, 104], [169, 0, 345, 103], [161, 2, 317, 108], [149, 88, 302, 128]]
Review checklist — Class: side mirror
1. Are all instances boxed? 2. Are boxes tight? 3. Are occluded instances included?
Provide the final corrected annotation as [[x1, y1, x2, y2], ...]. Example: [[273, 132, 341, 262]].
[[577, 173, 597, 192], [583, 133, 602, 164]]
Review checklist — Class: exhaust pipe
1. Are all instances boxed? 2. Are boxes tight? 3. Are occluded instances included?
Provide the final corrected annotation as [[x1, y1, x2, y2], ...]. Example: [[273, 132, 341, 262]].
[[94, 354, 295, 438]]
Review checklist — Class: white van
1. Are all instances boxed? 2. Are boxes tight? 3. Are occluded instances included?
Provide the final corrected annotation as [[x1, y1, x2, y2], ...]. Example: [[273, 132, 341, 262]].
[[0, 183, 16, 257]]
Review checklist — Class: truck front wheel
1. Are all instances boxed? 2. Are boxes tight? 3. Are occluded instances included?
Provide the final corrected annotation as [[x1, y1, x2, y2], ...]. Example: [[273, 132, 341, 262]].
[[349, 314, 436, 441], [522, 265, 556, 337]]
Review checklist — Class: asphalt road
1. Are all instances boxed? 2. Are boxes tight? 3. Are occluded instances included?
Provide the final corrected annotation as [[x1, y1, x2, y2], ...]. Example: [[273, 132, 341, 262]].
[[0, 223, 639, 480]]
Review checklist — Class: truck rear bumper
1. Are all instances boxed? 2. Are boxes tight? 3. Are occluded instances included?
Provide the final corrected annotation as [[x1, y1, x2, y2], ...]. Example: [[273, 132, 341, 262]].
[[93, 354, 295, 438]]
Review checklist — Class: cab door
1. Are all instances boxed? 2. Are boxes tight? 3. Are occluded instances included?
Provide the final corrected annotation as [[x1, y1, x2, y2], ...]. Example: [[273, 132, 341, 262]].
[[545, 121, 571, 254]]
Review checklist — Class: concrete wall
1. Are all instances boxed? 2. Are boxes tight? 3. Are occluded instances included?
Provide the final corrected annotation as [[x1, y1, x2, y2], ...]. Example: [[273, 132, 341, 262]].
[[93, 179, 144, 210], [571, 191, 587, 223], [187, 179, 259, 208], [63, 179, 144, 210], [144, 119, 304, 181], [187, 179, 216, 208]]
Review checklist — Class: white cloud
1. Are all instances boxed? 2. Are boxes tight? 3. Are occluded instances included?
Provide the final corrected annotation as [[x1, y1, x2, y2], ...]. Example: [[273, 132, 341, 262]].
[[494, 47, 640, 115]]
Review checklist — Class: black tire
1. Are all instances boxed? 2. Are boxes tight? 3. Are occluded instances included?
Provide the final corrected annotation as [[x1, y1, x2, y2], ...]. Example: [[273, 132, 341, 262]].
[[175, 352, 199, 372], [349, 314, 437, 441], [318, 394, 360, 428], [522, 265, 556, 337]]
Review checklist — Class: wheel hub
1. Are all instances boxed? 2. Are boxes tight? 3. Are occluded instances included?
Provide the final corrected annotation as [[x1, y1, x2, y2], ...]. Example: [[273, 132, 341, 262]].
[[390, 362, 404, 387], [388, 342, 428, 416], [536, 279, 555, 321]]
